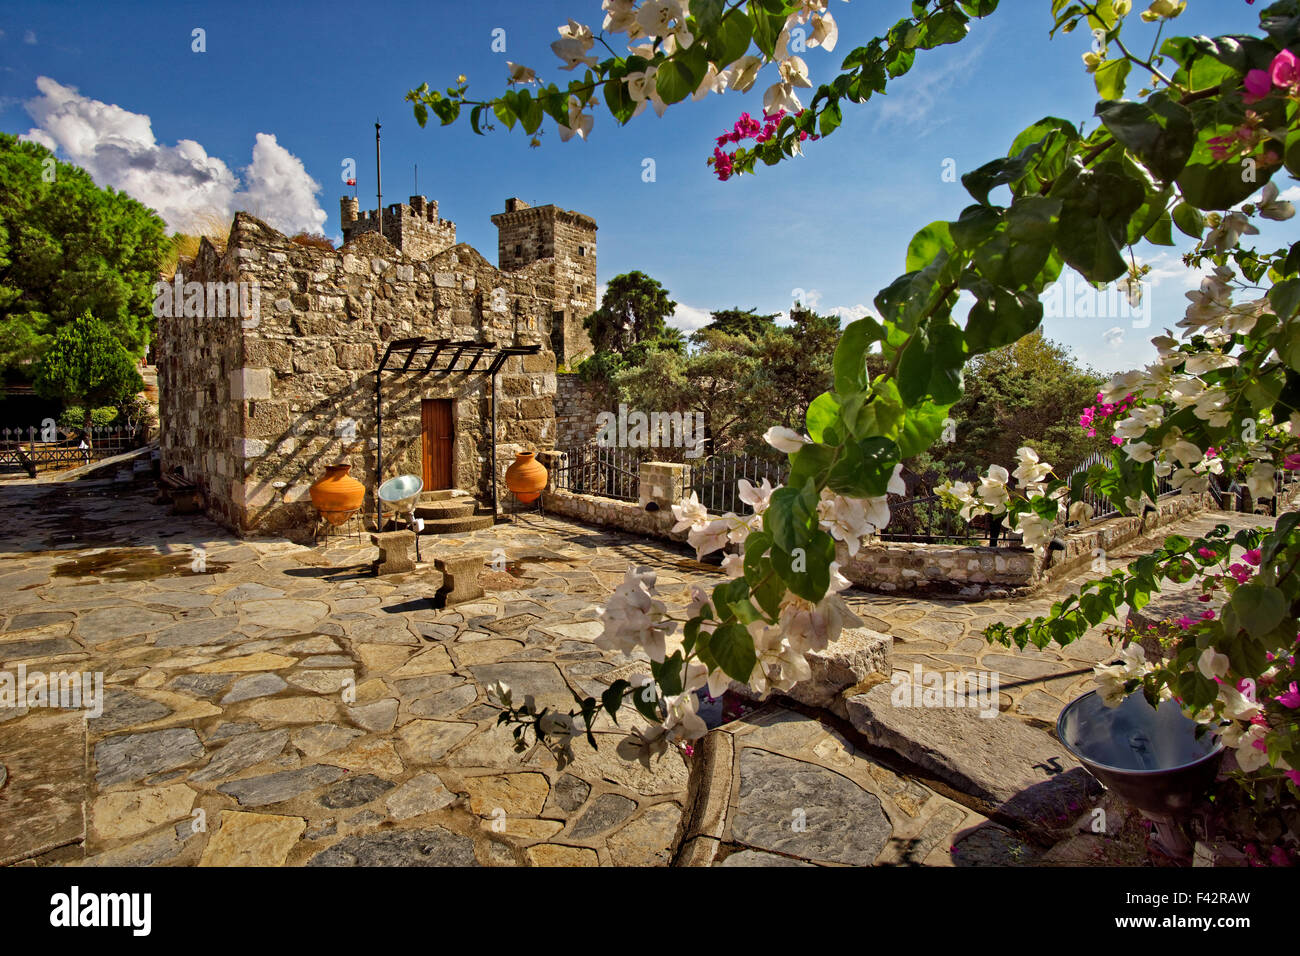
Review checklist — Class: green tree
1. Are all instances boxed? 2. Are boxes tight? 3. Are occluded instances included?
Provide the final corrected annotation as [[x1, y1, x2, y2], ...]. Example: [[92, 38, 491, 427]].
[[34, 313, 144, 436], [703, 307, 779, 341], [583, 271, 677, 354], [743, 306, 843, 440], [939, 331, 1106, 476], [616, 328, 757, 456], [0, 133, 168, 377]]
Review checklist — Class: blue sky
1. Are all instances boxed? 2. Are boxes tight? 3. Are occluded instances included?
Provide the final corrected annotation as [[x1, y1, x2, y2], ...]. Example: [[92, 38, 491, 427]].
[[1, 0, 1290, 374]]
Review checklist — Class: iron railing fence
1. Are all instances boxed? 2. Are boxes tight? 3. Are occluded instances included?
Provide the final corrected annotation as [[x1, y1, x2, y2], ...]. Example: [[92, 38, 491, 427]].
[[0, 425, 145, 477], [687, 452, 787, 515], [551, 444, 646, 502]]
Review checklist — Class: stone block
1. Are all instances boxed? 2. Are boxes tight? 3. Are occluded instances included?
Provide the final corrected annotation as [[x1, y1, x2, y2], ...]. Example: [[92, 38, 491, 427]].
[[434, 552, 486, 606], [638, 462, 688, 510], [230, 367, 271, 401], [370, 530, 416, 575]]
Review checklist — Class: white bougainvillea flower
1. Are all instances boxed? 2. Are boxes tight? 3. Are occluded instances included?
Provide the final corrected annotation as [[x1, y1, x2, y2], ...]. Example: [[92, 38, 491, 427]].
[[1206, 211, 1259, 254], [808, 11, 839, 50], [1247, 462, 1276, 500], [1233, 725, 1271, 773], [1197, 647, 1230, 680], [976, 465, 1011, 513], [1016, 512, 1055, 553], [1166, 438, 1203, 467], [1122, 440, 1156, 462], [602, 0, 639, 35], [1012, 446, 1053, 484], [725, 55, 763, 93], [1258, 181, 1296, 221], [778, 589, 861, 654], [551, 20, 599, 70], [688, 517, 733, 558], [1093, 663, 1131, 707], [1100, 369, 1146, 404], [595, 567, 676, 661], [1183, 351, 1237, 375], [693, 61, 729, 101], [764, 425, 809, 453], [636, 0, 693, 48], [506, 62, 537, 85], [684, 660, 732, 701], [887, 463, 907, 496], [721, 552, 744, 579], [737, 477, 775, 514], [662, 690, 708, 741], [485, 680, 512, 706], [1170, 467, 1208, 494], [557, 96, 593, 142], [1217, 682, 1260, 721], [671, 492, 710, 533]]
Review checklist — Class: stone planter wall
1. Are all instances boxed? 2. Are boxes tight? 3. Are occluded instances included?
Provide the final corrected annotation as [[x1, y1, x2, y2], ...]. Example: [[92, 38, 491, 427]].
[[554, 374, 608, 449], [535, 459, 1234, 600]]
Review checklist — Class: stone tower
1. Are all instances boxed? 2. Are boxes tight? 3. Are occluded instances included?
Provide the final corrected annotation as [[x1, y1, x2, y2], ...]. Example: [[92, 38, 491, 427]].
[[490, 198, 597, 366], [339, 195, 457, 260]]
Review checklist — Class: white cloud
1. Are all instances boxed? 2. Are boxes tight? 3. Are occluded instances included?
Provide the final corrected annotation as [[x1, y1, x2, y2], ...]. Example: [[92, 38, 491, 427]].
[[669, 302, 712, 332], [23, 30, 36, 45], [20, 76, 326, 236], [1278, 185, 1300, 203], [1103, 326, 1124, 347], [873, 38, 988, 134]]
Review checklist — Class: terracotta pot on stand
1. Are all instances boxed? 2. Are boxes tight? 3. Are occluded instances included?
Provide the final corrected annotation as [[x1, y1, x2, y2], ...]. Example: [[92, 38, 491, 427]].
[[310, 463, 365, 526], [504, 451, 547, 504]]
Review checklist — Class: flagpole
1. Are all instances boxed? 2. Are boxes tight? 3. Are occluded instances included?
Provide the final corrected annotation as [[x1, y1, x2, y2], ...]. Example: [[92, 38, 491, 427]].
[[375, 120, 383, 241]]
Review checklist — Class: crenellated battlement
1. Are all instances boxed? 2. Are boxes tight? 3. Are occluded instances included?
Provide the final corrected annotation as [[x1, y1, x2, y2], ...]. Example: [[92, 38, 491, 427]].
[[340, 195, 458, 260]]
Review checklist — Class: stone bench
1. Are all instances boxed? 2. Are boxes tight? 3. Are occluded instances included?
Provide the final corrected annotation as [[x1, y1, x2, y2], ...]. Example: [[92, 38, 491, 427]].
[[434, 552, 486, 606], [370, 530, 416, 574]]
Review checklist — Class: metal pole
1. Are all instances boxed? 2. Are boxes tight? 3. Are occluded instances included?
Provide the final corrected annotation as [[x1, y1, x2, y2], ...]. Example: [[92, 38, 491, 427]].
[[491, 370, 499, 518], [375, 368, 383, 529], [375, 121, 383, 242]]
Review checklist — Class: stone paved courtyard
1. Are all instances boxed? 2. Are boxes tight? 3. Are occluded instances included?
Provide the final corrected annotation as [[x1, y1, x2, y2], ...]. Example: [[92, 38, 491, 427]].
[[0, 471, 1277, 866]]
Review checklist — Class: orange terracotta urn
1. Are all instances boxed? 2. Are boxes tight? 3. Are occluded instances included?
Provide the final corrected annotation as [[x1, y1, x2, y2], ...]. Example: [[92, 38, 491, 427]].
[[310, 463, 365, 525], [504, 451, 547, 504]]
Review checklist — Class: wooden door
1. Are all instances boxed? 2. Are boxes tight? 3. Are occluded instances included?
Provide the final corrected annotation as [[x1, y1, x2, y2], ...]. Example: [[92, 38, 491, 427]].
[[421, 399, 454, 490]]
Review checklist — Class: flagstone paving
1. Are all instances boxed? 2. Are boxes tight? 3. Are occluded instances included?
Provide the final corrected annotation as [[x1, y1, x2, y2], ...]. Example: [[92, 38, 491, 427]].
[[0, 475, 1278, 866]]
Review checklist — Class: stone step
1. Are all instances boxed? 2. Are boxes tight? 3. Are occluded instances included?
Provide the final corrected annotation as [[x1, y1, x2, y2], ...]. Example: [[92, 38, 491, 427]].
[[413, 498, 479, 520], [419, 489, 472, 503], [417, 513, 495, 535]]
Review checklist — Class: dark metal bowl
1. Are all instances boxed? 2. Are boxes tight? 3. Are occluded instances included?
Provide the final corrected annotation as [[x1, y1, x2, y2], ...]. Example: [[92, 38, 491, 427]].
[[1057, 690, 1224, 815]]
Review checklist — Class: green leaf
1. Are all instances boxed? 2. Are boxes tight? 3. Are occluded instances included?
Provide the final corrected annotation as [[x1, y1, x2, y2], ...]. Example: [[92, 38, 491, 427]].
[[805, 391, 842, 443], [1172, 202, 1205, 238], [1269, 278, 1300, 322], [1230, 584, 1287, 637], [950, 204, 1003, 249], [906, 221, 955, 272], [962, 282, 1044, 353], [709, 9, 753, 64], [1092, 57, 1130, 100], [833, 316, 885, 395], [1096, 94, 1195, 183], [708, 622, 758, 683]]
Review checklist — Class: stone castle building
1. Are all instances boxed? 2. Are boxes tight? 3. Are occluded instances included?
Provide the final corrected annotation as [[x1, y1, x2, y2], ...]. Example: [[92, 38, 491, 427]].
[[155, 195, 596, 538]]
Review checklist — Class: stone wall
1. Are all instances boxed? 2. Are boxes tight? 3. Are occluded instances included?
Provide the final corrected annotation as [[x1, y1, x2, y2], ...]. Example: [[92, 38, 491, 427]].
[[530, 459, 1227, 600], [555, 374, 607, 449], [158, 211, 562, 538], [491, 199, 596, 366], [154, 239, 244, 529], [340, 196, 458, 261]]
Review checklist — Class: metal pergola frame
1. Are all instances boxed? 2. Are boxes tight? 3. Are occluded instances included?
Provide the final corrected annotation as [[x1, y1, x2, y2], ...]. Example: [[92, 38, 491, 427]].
[[374, 336, 542, 527]]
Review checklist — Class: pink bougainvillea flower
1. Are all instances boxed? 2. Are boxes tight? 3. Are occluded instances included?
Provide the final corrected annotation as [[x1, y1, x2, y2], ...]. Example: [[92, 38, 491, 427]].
[[1197, 547, 1216, 559], [1201, 609, 1216, 620], [1286, 770, 1300, 787], [1285, 453, 1300, 471], [1270, 846, 1291, 866], [1278, 682, 1300, 708], [1110, 435, 1123, 446], [1177, 616, 1195, 630], [1244, 548, 1262, 566], [1270, 49, 1300, 91], [1198, 593, 1212, 602]]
